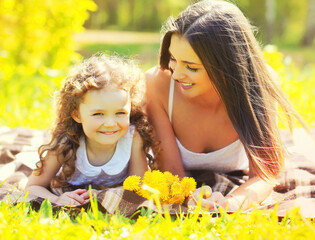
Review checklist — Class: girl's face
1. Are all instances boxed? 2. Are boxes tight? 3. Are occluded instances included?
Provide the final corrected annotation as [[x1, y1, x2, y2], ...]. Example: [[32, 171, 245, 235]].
[[72, 87, 131, 148], [168, 34, 217, 100]]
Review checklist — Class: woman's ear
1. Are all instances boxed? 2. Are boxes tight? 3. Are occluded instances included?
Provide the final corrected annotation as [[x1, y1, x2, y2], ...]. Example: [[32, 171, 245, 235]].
[[71, 110, 82, 123]]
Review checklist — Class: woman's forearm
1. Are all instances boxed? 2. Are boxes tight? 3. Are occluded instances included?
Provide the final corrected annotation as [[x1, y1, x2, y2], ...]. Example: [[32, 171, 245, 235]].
[[226, 176, 273, 209]]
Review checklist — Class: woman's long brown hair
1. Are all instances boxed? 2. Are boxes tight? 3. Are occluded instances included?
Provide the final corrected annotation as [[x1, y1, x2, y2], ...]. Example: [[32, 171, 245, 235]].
[[159, 0, 308, 181]]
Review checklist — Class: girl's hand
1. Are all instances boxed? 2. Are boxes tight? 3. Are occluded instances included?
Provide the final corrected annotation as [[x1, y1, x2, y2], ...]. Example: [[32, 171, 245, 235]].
[[79, 189, 101, 203], [55, 189, 87, 206]]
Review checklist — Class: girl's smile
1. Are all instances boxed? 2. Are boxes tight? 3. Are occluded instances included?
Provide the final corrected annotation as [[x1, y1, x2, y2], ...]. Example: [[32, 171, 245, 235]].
[[72, 87, 131, 149], [98, 130, 119, 135]]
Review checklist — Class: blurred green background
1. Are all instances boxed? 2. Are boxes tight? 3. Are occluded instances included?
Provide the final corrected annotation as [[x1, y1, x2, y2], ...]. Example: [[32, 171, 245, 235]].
[[0, 0, 314, 129]]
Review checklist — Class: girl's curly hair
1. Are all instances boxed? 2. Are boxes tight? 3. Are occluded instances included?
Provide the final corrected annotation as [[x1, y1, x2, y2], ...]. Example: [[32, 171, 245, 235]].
[[34, 54, 159, 188]]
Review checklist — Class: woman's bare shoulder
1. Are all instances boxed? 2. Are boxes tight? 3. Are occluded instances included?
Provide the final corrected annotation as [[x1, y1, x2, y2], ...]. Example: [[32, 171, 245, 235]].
[[145, 66, 171, 88], [145, 66, 172, 101]]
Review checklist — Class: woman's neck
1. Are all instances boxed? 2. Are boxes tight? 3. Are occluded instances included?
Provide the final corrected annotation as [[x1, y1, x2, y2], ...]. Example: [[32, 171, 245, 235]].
[[180, 89, 223, 112]]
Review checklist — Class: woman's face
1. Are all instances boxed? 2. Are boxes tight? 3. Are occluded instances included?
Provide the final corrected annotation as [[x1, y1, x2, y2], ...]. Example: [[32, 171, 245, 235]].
[[168, 34, 217, 100]]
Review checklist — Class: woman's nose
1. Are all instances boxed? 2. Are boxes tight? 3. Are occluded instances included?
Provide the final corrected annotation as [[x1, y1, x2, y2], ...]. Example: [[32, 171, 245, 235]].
[[171, 64, 185, 80]]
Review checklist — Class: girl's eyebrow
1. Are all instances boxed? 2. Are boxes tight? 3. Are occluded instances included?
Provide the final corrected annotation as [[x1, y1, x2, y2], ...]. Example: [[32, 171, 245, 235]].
[[90, 107, 128, 112], [169, 53, 202, 65], [90, 109, 105, 112], [89, 107, 108, 111]]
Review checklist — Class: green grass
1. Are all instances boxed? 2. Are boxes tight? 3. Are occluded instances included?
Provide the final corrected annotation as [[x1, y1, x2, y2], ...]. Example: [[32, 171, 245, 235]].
[[1, 200, 314, 239], [78, 42, 161, 71], [278, 45, 315, 67]]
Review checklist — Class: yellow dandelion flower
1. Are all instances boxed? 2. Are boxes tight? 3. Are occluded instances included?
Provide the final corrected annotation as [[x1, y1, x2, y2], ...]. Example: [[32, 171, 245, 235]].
[[137, 188, 152, 200], [170, 182, 182, 196], [123, 175, 141, 192], [123, 170, 197, 205], [143, 170, 164, 186], [142, 170, 153, 184], [169, 182, 185, 204], [169, 194, 186, 205], [181, 177, 197, 197], [142, 170, 169, 201], [164, 171, 180, 185]]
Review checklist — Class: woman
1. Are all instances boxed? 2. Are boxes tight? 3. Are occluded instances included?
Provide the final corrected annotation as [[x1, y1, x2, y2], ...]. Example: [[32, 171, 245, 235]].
[[145, 0, 307, 211]]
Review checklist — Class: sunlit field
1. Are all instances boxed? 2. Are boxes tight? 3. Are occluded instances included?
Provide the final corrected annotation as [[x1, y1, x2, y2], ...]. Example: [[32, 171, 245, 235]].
[[1, 43, 314, 129], [1, 36, 315, 240], [1, 0, 315, 238]]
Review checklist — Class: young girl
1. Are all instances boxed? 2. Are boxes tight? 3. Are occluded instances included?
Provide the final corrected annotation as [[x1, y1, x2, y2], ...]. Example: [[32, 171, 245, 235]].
[[25, 54, 156, 206], [145, 0, 309, 211]]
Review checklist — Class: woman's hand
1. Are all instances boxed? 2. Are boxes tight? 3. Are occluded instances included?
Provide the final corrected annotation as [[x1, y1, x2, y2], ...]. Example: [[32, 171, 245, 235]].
[[187, 186, 239, 212], [55, 189, 87, 206]]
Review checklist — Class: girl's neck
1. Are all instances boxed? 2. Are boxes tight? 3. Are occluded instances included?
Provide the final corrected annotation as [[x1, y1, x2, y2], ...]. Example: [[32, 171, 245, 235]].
[[85, 138, 117, 166]]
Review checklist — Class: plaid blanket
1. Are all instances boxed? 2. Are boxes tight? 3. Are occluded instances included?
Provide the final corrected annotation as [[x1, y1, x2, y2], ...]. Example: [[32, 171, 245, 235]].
[[1, 126, 315, 218]]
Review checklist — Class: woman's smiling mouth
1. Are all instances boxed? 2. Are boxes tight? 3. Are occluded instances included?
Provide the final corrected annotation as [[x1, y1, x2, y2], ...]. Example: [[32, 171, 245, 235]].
[[176, 80, 195, 90]]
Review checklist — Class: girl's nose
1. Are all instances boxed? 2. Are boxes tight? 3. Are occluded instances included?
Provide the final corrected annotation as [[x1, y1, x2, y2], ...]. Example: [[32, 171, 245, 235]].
[[103, 117, 116, 127]]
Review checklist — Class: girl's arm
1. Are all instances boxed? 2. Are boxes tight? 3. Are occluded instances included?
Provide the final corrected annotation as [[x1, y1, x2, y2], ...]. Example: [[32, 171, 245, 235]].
[[145, 67, 186, 178], [25, 152, 86, 205], [128, 130, 148, 176]]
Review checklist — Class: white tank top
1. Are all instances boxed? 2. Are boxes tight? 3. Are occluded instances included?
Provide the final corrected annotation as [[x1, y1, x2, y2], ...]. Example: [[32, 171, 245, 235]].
[[168, 79, 248, 173], [68, 125, 135, 186]]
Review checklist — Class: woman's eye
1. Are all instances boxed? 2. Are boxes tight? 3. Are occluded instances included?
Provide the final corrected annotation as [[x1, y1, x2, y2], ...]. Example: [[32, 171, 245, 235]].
[[186, 65, 198, 72], [170, 56, 176, 62]]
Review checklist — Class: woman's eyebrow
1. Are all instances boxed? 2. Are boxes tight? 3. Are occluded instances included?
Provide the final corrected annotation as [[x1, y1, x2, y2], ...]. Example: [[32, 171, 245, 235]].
[[182, 60, 202, 65], [169, 52, 202, 65]]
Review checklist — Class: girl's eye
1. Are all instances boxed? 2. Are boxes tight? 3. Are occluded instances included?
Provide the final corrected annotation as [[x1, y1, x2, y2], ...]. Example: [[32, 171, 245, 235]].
[[92, 113, 103, 116], [186, 65, 198, 72], [116, 112, 126, 115]]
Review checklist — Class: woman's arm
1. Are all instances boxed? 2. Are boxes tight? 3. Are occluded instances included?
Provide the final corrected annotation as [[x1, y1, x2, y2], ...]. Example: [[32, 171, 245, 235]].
[[128, 130, 148, 176], [224, 157, 274, 209], [225, 177, 273, 210], [25, 152, 86, 205], [189, 156, 274, 211], [189, 175, 273, 211], [145, 67, 186, 178]]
